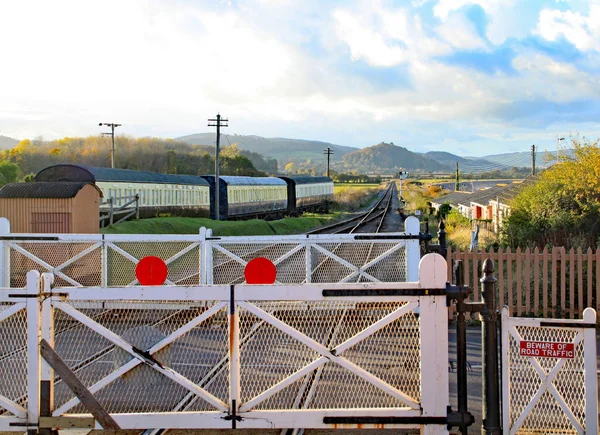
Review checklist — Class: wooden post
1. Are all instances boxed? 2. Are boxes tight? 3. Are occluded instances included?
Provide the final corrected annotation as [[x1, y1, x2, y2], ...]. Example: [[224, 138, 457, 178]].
[[109, 197, 114, 226], [39, 340, 120, 430]]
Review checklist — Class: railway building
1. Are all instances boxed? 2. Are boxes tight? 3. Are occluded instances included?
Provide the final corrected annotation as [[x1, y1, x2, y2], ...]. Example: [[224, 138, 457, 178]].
[[0, 181, 101, 233]]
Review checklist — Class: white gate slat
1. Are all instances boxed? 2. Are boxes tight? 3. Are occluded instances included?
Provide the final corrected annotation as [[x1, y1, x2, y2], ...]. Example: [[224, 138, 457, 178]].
[[0, 303, 25, 324], [0, 395, 26, 418]]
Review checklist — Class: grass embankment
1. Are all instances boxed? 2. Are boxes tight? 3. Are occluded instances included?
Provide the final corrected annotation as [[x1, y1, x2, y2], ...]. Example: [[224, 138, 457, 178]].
[[101, 183, 382, 235]]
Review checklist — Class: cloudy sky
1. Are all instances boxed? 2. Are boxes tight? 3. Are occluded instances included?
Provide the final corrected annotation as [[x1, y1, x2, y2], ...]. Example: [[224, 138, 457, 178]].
[[1, 0, 599, 156]]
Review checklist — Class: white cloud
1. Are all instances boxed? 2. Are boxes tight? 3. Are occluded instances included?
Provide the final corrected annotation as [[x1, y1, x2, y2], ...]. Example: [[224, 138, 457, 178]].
[[433, 0, 506, 21], [333, 4, 450, 67], [435, 13, 488, 50], [536, 6, 600, 52], [333, 10, 408, 66]]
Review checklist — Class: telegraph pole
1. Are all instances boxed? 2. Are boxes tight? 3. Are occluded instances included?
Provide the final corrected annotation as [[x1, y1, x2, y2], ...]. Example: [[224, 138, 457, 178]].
[[208, 114, 228, 220], [99, 123, 121, 168], [531, 144, 536, 176], [323, 147, 334, 177]]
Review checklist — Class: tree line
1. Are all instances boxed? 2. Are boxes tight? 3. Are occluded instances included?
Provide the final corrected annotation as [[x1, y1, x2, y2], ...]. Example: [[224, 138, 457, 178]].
[[0, 136, 276, 187], [501, 137, 600, 249]]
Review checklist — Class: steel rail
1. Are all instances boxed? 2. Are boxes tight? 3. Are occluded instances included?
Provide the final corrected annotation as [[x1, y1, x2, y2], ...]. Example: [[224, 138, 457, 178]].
[[142, 184, 398, 435]]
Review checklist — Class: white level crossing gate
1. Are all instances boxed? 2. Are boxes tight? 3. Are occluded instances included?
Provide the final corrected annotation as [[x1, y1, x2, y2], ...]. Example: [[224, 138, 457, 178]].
[[1, 254, 450, 433], [502, 307, 598, 435], [0, 218, 421, 288]]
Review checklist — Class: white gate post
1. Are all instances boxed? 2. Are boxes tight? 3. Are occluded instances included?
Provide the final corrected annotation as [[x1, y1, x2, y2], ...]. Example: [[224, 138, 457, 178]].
[[583, 308, 598, 435], [101, 235, 108, 287], [305, 241, 312, 284], [0, 218, 10, 288], [418, 254, 449, 435], [199, 227, 207, 285], [405, 216, 420, 282], [501, 306, 510, 435], [26, 270, 41, 428], [205, 229, 214, 285], [40, 273, 55, 429]]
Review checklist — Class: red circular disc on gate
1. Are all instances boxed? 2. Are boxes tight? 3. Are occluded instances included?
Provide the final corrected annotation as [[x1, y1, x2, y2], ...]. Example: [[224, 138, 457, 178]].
[[244, 257, 277, 284], [136, 256, 168, 285]]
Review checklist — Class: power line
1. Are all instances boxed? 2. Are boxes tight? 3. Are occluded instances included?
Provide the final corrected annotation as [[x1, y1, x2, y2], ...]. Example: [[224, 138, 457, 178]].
[[208, 114, 228, 221]]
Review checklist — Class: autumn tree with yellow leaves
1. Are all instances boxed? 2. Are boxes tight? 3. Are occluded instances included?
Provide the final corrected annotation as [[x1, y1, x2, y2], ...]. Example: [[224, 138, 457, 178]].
[[502, 137, 600, 248]]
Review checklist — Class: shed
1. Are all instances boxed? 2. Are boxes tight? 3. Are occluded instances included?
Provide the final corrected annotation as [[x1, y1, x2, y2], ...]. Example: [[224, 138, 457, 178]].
[[0, 182, 102, 233]]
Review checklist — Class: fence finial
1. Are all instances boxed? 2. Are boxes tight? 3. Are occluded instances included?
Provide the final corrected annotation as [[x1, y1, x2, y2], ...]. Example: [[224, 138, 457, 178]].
[[482, 258, 495, 280]]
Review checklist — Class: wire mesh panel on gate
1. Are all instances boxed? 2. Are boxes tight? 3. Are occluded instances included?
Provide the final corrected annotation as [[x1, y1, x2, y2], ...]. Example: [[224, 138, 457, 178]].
[[51, 299, 228, 415], [210, 240, 408, 284], [237, 300, 421, 412], [0, 302, 28, 416]]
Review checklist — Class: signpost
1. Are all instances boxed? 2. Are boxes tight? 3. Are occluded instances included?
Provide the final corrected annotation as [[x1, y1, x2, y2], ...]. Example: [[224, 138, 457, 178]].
[[519, 341, 575, 359]]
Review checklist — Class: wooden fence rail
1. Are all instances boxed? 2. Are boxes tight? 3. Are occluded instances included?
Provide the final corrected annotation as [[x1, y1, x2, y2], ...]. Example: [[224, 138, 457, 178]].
[[447, 246, 600, 319]]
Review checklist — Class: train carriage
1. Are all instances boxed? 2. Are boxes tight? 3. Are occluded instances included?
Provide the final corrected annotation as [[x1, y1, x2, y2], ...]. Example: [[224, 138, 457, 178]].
[[34, 164, 211, 218], [201, 176, 288, 220], [279, 175, 334, 215]]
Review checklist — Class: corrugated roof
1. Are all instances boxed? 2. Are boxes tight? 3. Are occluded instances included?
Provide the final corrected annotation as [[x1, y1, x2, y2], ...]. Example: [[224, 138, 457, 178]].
[[285, 176, 333, 184], [430, 191, 472, 207], [204, 176, 287, 186], [0, 182, 101, 199], [35, 164, 209, 186], [496, 175, 540, 204], [468, 185, 510, 205]]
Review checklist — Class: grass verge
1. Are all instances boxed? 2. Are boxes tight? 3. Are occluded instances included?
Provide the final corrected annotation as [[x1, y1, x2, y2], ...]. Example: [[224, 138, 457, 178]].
[[101, 212, 344, 236]]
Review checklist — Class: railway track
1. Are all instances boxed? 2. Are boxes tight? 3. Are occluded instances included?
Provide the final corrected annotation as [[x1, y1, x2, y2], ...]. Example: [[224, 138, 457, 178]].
[[140, 182, 405, 435], [308, 182, 398, 234]]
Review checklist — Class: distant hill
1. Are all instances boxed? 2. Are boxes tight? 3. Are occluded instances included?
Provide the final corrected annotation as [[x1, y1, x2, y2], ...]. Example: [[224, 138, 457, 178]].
[[342, 142, 446, 172], [176, 133, 356, 162], [0, 135, 18, 149]]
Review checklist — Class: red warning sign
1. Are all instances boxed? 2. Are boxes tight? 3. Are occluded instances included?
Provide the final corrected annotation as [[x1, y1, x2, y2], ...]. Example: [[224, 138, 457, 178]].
[[244, 257, 277, 284], [135, 256, 168, 286], [519, 341, 574, 359]]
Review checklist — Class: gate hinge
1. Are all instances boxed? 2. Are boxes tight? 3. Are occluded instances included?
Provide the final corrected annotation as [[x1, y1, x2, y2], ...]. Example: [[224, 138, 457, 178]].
[[446, 405, 475, 430], [445, 283, 486, 313]]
